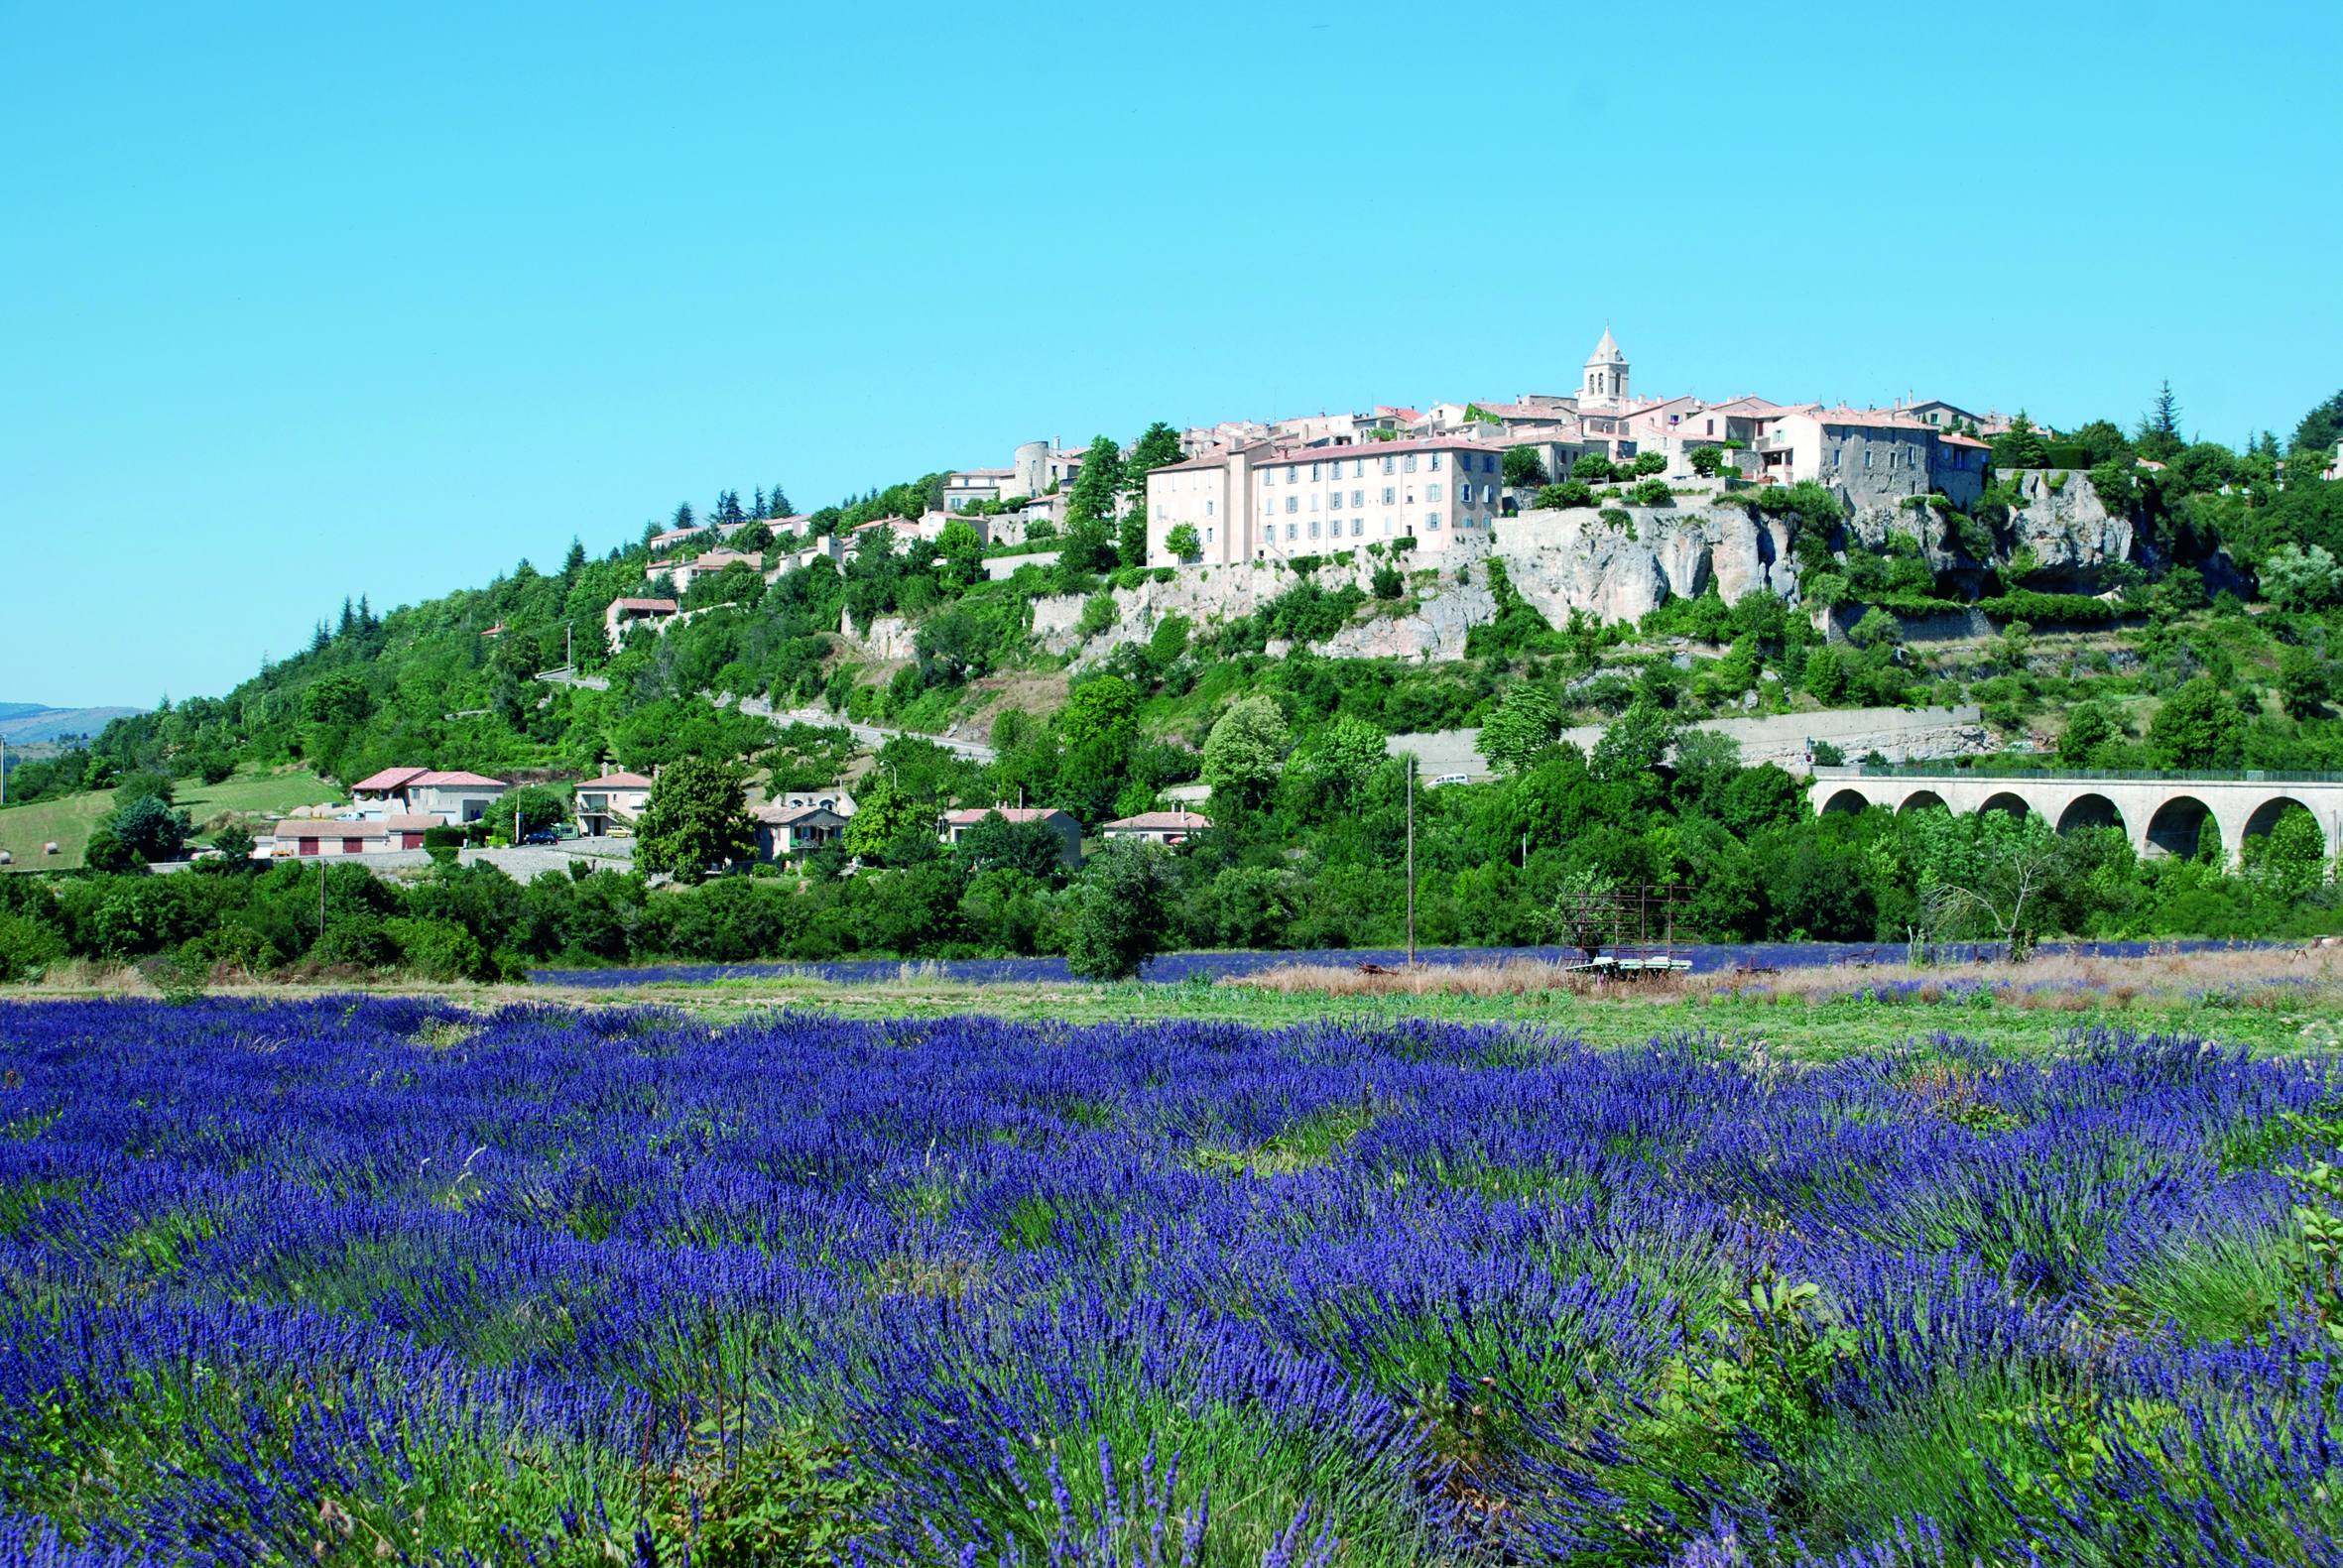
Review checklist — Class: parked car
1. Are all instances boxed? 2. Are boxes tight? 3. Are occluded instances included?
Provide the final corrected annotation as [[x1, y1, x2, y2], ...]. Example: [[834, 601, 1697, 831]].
[[523, 829, 559, 846]]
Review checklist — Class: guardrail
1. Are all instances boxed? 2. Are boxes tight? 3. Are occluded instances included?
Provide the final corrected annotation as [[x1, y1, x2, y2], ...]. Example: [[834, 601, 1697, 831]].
[[1812, 764, 2343, 784]]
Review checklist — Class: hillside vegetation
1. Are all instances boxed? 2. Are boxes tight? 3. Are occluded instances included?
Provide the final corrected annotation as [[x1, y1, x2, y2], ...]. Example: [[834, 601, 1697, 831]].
[[5, 391, 2343, 975]]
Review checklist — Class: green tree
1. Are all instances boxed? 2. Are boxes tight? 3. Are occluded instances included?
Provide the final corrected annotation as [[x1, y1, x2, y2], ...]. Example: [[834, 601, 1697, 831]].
[[1991, 412, 2048, 470], [1201, 694, 1290, 807], [1165, 523, 1201, 561], [1631, 450, 1667, 476], [2057, 699, 2121, 765], [841, 775, 933, 859], [1538, 480, 1595, 510], [2280, 648, 2332, 718], [489, 784, 571, 839], [300, 672, 374, 729], [950, 810, 1068, 885], [1060, 675, 1140, 753], [1066, 435, 1126, 526], [1804, 646, 1848, 703], [107, 792, 190, 862], [2138, 380, 2183, 460], [633, 755, 755, 883], [1476, 682, 1563, 775], [934, 519, 984, 586], [2150, 674, 2245, 769], [1502, 446, 1549, 488], [1689, 446, 1724, 478], [1571, 452, 1615, 481], [1123, 422, 1184, 566], [2259, 543, 2342, 611], [1314, 714, 1390, 796], [2290, 390, 2343, 459], [1065, 839, 1171, 980]]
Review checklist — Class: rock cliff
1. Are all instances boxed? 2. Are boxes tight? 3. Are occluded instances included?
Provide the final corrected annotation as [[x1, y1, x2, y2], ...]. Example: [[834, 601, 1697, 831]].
[[1029, 499, 1805, 665]]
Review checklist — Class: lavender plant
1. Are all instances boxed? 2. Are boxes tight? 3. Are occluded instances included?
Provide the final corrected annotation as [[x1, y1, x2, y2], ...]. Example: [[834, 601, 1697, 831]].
[[0, 1000, 2338, 1565]]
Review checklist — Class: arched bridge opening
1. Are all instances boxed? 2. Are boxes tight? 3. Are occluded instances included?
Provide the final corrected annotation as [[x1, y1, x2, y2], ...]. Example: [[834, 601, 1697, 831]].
[[2056, 793, 2125, 835]]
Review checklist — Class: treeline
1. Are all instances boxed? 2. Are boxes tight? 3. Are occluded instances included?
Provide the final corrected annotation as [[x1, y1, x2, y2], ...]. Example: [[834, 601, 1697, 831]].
[[4, 701, 2334, 987]]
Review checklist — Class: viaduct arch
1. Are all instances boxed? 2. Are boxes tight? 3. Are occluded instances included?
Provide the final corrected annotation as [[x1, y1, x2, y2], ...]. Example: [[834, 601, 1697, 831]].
[[1809, 767, 2343, 867]]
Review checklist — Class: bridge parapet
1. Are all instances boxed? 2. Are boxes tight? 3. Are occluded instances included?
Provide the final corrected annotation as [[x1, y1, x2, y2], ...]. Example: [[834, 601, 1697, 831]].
[[1806, 766, 2343, 867]]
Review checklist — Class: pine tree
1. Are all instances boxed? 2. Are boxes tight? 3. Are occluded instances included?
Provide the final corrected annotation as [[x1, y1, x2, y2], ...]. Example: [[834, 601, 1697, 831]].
[[563, 539, 586, 575], [2137, 381, 2184, 459], [770, 483, 792, 518], [673, 501, 695, 532], [752, 487, 765, 519], [338, 598, 356, 638]]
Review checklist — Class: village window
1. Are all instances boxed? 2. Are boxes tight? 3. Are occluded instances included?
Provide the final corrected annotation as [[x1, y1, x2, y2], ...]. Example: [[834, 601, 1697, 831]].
[[1426, 482, 1442, 502], [1286, 465, 1297, 483], [1205, 500, 1214, 516], [1309, 519, 1320, 539], [1429, 452, 1443, 470], [1426, 513, 1442, 530], [1381, 486, 1395, 504], [1404, 454, 1418, 473], [1286, 496, 1298, 513], [1382, 455, 1396, 475]]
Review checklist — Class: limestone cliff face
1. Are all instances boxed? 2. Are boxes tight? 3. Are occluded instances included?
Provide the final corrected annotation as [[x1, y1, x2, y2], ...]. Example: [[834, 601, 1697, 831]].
[[1995, 469, 2135, 588], [1026, 500, 1808, 664], [1497, 503, 1798, 624], [1839, 470, 2135, 592]]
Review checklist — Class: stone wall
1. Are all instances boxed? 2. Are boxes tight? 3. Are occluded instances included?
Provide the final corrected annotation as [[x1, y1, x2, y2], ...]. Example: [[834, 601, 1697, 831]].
[[1386, 704, 1992, 782]]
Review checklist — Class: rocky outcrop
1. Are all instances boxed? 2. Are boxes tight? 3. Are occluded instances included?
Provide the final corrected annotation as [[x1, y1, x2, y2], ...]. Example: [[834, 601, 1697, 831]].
[[1840, 470, 2136, 594], [1024, 501, 1809, 664], [1498, 503, 1798, 624], [1996, 469, 2135, 589]]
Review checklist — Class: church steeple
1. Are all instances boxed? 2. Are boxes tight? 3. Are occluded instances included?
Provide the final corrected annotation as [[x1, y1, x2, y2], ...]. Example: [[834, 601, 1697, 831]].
[[1583, 328, 1629, 404]]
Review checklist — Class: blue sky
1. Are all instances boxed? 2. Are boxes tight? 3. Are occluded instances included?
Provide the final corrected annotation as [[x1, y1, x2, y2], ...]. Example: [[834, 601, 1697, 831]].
[[4, 2, 2337, 707]]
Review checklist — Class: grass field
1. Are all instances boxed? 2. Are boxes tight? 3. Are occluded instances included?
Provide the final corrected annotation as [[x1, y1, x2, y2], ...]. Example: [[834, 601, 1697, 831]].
[[0, 767, 342, 870]]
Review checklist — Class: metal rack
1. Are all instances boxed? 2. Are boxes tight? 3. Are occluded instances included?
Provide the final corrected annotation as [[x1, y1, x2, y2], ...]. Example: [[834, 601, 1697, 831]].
[[1552, 883, 1692, 976]]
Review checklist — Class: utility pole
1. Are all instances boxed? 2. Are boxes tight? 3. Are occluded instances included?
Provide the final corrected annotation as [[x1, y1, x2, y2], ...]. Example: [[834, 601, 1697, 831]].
[[318, 859, 327, 947], [1406, 755, 1416, 967]]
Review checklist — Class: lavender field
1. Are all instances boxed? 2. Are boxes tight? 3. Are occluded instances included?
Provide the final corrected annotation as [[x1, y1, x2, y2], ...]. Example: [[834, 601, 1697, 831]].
[[1, 999, 2340, 1567]]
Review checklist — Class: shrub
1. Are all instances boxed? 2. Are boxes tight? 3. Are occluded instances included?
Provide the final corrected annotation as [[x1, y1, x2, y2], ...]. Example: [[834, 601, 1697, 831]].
[[1065, 840, 1172, 979], [1571, 452, 1616, 481], [0, 911, 64, 982], [1629, 478, 1671, 506], [1371, 564, 1405, 600], [386, 917, 487, 982]]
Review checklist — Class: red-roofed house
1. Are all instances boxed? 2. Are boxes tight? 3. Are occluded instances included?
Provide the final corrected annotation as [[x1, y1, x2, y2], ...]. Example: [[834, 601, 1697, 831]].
[[604, 597, 679, 650], [575, 772, 655, 836], [1100, 810, 1210, 845], [752, 801, 848, 860], [349, 769, 509, 825], [938, 806, 1083, 869], [269, 813, 444, 857]]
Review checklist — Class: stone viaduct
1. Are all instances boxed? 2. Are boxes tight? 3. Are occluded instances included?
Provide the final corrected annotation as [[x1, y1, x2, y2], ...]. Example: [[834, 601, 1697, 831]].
[[1808, 766, 2343, 866]]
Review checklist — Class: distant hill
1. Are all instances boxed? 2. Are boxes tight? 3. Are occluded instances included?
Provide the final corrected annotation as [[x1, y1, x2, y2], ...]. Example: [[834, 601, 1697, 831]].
[[0, 704, 145, 744]]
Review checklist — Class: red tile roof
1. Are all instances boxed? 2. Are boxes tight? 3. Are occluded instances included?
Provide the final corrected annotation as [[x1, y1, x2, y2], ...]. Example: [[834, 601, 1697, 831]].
[[351, 767, 431, 792], [941, 807, 1072, 825], [579, 772, 655, 788], [1104, 811, 1212, 831]]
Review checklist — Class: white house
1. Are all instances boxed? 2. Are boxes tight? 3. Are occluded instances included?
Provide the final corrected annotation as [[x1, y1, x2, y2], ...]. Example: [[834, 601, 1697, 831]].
[[1099, 810, 1210, 845], [348, 769, 509, 825], [575, 772, 654, 836], [1145, 435, 1506, 567], [268, 814, 441, 857], [754, 802, 848, 859]]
